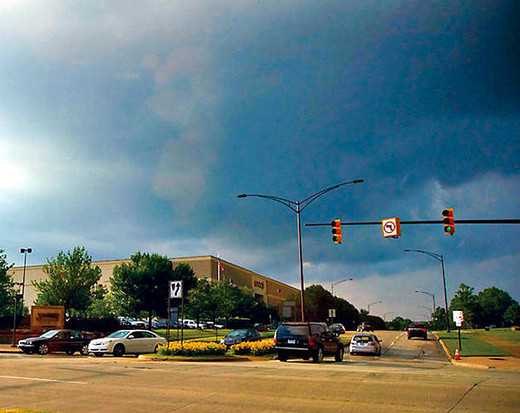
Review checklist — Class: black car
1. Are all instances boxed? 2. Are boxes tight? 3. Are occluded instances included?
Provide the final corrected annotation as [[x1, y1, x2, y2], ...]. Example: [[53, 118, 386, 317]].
[[407, 323, 428, 340], [329, 323, 346, 335], [274, 322, 345, 363], [220, 328, 262, 348], [17, 329, 92, 355]]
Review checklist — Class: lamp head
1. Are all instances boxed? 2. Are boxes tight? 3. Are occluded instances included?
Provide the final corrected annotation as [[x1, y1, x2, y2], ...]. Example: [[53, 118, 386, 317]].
[[237, 194, 248, 198]]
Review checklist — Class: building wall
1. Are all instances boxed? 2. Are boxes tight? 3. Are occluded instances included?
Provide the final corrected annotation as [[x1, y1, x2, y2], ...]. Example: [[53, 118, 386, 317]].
[[9, 255, 298, 315]]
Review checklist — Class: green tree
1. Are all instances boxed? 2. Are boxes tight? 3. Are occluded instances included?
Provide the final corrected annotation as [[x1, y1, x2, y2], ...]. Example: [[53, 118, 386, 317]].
[[186, 278, 213, 326], [431, 306, 447, 331], [111, 253, 197, 327], [0, 250, 16, 317], [504, 302, 520, 326], [212, 280, 243, 327], [450, 283, 482, 328], [477, 287, 514, 327], [33, 247, 102, 316]]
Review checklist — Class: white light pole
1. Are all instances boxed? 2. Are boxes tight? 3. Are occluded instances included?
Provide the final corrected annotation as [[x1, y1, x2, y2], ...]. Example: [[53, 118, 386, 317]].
[[367, 300, 382, 314], [20, 248, 32, 308]]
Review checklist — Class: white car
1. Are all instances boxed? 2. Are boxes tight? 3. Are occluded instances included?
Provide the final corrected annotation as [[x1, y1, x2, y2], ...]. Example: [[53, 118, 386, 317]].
[[349, 333, 382, 356], [88, 330, 167, 357]]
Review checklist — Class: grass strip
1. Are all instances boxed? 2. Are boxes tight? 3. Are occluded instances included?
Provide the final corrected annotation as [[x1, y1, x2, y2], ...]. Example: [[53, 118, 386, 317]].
[[436, 330, 513, 357]]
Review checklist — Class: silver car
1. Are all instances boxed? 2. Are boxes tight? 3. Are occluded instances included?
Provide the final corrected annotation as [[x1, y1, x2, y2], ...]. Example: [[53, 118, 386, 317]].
[[349, 333, 382, 356], [88, 329, 167, 357]]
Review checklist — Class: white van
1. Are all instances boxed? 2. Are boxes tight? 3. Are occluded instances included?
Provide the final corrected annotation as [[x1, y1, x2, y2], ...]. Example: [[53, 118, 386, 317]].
[[182, 319, 198, 329]]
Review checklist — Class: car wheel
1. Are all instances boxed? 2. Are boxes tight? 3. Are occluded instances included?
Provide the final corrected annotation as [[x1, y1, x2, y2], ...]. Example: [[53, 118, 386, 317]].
[[278, 352, 288, 362], [38, 344, 49, 355], [312, 347, 324, 363], [66, 349, 75, 356], [80, 344, 89, 355], [113, 344, 125, 357], [407, 336, 411, 340], [335, 346, 344, 362], [153, 344, 160, 353], [94, 353, 104, 357]]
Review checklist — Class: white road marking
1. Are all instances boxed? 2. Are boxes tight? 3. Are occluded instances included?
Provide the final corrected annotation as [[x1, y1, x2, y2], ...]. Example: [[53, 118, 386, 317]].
[[390, 342, 395, 346], [0, 375, 86, 384]]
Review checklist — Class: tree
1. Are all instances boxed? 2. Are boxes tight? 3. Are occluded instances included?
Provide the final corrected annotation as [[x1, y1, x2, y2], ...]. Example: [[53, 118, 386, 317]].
[[450, 283, 482, 328], [0, 250, 16, 317], [504, 302, 520, 326], [477, 287, 514, 327], [212, 280, 243, 327], [33, 247, 102, 316], [111, 253, 197, 327], [186, 279, 213, 326]]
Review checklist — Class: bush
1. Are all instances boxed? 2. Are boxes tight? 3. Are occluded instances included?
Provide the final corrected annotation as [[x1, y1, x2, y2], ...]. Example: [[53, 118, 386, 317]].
[[229, 339, 275, 356], [157, 341, 227, 357]]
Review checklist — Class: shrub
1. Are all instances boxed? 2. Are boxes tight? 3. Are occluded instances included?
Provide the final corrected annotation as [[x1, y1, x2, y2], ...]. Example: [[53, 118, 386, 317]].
[[157, 341, 227, 357], [230, 339, 275, 356]]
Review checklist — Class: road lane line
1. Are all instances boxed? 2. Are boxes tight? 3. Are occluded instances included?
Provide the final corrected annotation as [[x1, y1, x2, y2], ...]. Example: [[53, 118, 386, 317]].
[[0, 375, 86, 384]]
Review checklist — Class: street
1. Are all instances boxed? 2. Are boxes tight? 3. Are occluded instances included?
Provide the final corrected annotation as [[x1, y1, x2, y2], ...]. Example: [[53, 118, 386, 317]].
[[1, 331, 519, 412]]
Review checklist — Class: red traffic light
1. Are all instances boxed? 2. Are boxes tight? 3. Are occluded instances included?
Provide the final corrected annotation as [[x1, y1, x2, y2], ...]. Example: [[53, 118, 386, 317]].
[[331, 219, 342, 244], [442, 208, 455, 235]]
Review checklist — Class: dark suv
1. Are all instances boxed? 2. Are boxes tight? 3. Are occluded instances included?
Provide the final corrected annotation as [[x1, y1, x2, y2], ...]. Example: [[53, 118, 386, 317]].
[[274, 322, 344, 363], [407, 323, 428, 340]]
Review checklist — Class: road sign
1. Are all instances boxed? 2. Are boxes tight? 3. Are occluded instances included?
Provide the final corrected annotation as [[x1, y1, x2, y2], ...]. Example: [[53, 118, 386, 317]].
[[169, 280, 183, 299], [328, 309, 336, 318], [382, 217, 401, 238], [453, 311, 464, 327]]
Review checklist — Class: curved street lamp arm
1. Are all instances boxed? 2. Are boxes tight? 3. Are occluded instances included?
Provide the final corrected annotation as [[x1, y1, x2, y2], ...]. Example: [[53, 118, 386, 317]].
[[415, 290, 434, 299], [237, 193, 298, 213], [404, 249, 442, 262], [332, 277, 354, 287], [300, 179, 364, 212]]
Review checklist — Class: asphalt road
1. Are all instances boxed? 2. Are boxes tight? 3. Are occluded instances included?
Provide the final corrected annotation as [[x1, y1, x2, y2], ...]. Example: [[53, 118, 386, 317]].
[[1, 331, 519, 412]]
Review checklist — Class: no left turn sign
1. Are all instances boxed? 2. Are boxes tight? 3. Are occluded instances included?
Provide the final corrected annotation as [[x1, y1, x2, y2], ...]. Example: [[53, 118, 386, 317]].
[[381, 218, 401, 238]]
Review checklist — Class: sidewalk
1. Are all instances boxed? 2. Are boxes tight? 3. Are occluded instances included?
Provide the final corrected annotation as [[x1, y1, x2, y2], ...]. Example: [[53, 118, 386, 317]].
[[0, 343, 20, 353], [433, 332, 520, 371]]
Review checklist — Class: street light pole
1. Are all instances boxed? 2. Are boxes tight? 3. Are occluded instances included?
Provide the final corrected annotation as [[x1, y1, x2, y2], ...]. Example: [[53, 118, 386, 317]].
[[415, 290, 436, 314], [405, 249, 450, 332], [20, 248, 32, 308], [331, 278, 354, 296], [238, 179, 364, 322], [367, 300, 382, 314]]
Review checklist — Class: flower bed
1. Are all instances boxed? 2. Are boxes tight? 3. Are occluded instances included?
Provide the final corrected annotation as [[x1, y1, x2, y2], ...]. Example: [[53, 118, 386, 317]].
[[157, 341, 227, 357], [229, 339, 275, 356]]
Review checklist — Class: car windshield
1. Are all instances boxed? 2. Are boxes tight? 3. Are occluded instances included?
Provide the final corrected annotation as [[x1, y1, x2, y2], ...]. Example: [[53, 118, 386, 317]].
[[40, 330, 59, 339], [276, 325, 309, 338], [108, 330, 131, 338], [410, 323, 425, 328], [227, 330, 247, 337]]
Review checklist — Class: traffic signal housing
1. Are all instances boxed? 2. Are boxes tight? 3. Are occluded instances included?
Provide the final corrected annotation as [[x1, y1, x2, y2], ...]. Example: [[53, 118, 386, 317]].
[[331, 219, 342, 244], [442, 208, 455, 235]]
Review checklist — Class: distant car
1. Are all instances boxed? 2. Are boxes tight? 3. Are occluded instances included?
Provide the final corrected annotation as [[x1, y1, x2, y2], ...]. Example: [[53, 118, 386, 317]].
[[349, 333, 382, 356], [88, 329, 167, 357], [151, 319, 168, 329], [205, 321, 224, 329], [274, 322, 345, 363], [220, 328, 261, 348], [254, 323, 269, 331], [407, 323, 428, 340], [18, 329, 91, 356], [329, 323, 346, 335], [357, 323, 374, 332]]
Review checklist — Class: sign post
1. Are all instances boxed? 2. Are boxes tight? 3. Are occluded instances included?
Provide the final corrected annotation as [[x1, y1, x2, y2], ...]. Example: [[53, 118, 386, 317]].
[[453, 311, 464, 351], [168, 281, 183, 347]]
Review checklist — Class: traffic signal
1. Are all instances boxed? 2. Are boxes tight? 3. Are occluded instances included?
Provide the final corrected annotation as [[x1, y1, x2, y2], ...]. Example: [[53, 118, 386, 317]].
[[442, 208, 455, 235], [331, 219, 342, 244]]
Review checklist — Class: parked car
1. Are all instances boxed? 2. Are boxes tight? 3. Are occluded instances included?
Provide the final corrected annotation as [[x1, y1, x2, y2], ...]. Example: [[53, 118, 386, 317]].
[[254, 323, 269, 331], [274, 322, 345, 363], [220, 328, 261, 348], [357, 323, 374, 332], [151, 319, 168, 329], [349, 333, 382, 356], [18, 329, 91, 355], [407, 322, 428, 340], [329, 323, 346, 335], [204, 321, 224, 329], [88, 329, 167, 357]]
